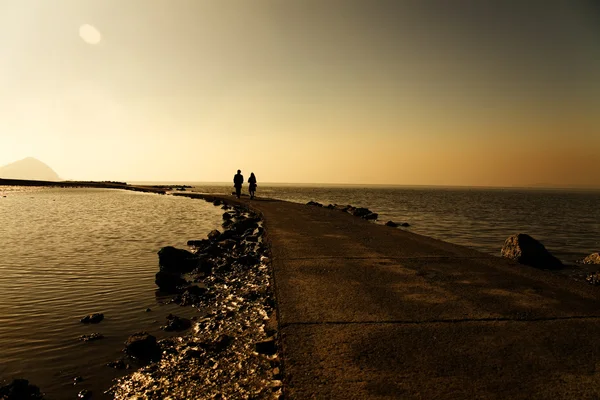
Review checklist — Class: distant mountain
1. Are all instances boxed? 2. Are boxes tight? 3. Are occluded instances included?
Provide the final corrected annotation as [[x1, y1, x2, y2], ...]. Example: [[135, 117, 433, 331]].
[[0, 157, 61, 181]]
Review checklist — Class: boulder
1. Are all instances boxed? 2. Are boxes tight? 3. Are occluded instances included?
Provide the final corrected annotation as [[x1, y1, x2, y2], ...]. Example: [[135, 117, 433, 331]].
[[349, 207, 371, 218], [0, 379, 44, 400], [155, 270, 187, 292], [385, 221, 398, 227], [158, 246, 198, 273], [213, 199, 222, 206], [124, 332, 160, 361], [582, 252, 600, 265], [401, 222, 410, 227], [222, 212, 233, 221], [80, 313, 104, 324], [500, 234, 562, 269]]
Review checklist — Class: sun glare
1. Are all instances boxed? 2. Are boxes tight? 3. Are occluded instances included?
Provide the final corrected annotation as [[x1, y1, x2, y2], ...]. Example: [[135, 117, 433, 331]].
[[79, 24, 102, 45]]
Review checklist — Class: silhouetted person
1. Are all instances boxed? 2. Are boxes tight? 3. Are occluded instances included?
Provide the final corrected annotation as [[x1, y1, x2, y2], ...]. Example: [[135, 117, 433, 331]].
[[233, 169, 243, 199], [248, 172, 257, 199]]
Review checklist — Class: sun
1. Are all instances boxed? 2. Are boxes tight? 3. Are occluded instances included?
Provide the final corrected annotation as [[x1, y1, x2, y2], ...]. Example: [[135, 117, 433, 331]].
[[79, 24, 102, 45]]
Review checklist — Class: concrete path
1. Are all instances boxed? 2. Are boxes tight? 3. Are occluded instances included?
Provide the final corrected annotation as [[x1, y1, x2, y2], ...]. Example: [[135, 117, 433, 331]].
[[185, 194, 600, 399]]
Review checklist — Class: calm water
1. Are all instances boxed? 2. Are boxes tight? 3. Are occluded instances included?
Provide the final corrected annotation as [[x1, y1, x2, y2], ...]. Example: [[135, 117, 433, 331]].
[[1, 184, 599, 398], [0, 187, 223, 399]]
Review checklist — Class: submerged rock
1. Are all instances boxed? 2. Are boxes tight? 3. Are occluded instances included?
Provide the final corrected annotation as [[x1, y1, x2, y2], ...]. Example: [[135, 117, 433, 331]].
[[78, 333, 104, 342], [77, 389, 92, 400], [363, 212, 378, 220], [124, 332, 160, 361], [500, 233, 562, 269], [0, 379, 44, 400], [385, 221, 399, 227], [582, 252, 600, 265], [80, 313, 104, 324]]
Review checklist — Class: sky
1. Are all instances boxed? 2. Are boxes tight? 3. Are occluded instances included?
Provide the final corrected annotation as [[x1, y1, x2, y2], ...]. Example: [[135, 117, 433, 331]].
[[0, 0, 599, 186]]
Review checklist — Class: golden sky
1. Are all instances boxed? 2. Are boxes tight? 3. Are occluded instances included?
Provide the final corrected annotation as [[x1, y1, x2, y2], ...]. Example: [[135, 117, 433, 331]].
[[1, 0, 599, 186]]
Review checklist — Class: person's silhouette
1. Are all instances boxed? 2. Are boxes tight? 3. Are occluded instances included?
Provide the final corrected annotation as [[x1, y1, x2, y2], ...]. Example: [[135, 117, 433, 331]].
[[248, 172, 257, 199], [233, 169, 244, 199]]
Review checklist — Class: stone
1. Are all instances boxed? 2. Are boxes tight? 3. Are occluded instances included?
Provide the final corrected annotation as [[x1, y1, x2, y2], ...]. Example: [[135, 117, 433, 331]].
[[401, 222, 410, 227], [79, 333, 104, 342], [187, 239, 211, 249], [80, 313, 104, 324], [77, 389, 92, 400], [207, 229, 221, 241], [306, 201, 323, 207], [349, 207, 371, 218], [158, 246, 198, 273], [106, 359, 128, 369], [155, 270, 187, 292], [500, 233, 562, 269], [212, 199, 222, 206], [218, 239, 237, 250], [73, 376, 83, 384], [586, 272, 600, 285], [582, 252, 600, 265], [255, 339, 277, 355], [124, 332, 160, 361], [0, 379, 44, 400], [222, 212, 233, 220], [163, 314, 192, 331], [363, 212, 378, 220], [385, 221, 398, 227]]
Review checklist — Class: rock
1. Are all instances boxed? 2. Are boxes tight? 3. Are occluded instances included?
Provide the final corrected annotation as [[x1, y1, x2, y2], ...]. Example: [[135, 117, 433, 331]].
[[222, 219, 234, 229], [385, 221, 398, 227], [73, 376, 83, 384], [106, 359, 128, 369], [207, 229, 221, 241], [222, 212, 233, 221], [306, 201, 323, 207], [124, 332, 160, 361], [213, 199, 222, 206], [145, 308, 152, 312], [173, 285, 209, 305], [582, 252, 600, 265], [500, 233, 562, 269], [158, 246, 199, 273], [187, 239, 211, 249], [586, 272, 600, 285], [77, 389, 92, 400], [0, 379, 44, 400], [363, 212, 378, 220], [163, 314, 192, 331], [231, 219, 259, 235], [245, 235, 259, 242], [155, 270, 187, 292], [80, 313, 104, 324], [401, 222, 410, 227], [78, 333, 104, 342], [255, 339, 277, 355], [326, 204, 335, 209], [218, 239, 237, 250]]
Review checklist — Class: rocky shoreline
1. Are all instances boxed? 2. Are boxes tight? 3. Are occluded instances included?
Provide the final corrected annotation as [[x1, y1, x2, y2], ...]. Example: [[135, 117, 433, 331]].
[[109, 199, 282, 399]]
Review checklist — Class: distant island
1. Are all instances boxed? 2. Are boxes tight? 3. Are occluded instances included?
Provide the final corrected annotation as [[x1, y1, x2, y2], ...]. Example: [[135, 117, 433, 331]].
[[0, 157, 60, 181]]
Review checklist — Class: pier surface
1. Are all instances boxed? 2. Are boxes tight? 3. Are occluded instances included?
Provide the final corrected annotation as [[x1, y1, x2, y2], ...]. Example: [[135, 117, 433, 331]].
[[191, 194, 600, 399]]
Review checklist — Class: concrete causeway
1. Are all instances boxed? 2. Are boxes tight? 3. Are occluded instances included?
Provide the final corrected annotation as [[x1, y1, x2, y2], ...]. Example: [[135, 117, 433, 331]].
[[181, 194, 600, 399]]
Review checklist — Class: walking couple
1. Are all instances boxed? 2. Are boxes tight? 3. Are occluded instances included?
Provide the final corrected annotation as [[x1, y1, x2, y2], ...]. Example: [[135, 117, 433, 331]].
[[233, 170, 257, 199]]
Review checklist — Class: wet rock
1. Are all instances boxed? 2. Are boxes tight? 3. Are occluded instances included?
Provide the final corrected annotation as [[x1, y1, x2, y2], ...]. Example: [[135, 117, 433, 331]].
[[173, 285, 208, 305], [222, 212, 233, 221], [145, 308, 152, 312], [245, 235, 259, 242], [80, 313, 104, 324], [208, 229, 221, 242], [501, 233, 562, 269], [582, 252, 600, 265], [187, 239, 211, 249], [401, 222, 410, 227], [218, 239, 237, 250], [237, 254, 260, 266], [155, 270, 187, 292], [306, 201, 323, 207], [124, 332, 160, 361], [106, 359, 128, 369], [78, 333, 104, 342], [586, 272, 600, 285], [0, 379, 44, 400], [158, 246, 198, 273], [363, 212, 378, 220], [163, 314, 192, 332], [326, 204, 335, 209], [385, 221, 399, 227], [222, 219, 234, 229], [212, 199, 222, 206], [77, 389, 92, 399], [73, 376, 83, 384], [349, 207, 371, 218], [255, 339, 277, 355]]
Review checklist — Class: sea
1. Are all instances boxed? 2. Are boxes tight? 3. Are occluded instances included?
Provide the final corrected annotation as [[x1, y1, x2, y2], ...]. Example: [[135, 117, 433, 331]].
[[0, 184, 599, 399]]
